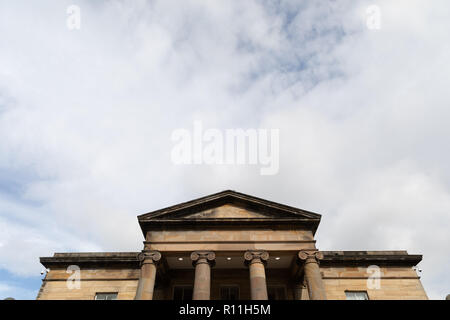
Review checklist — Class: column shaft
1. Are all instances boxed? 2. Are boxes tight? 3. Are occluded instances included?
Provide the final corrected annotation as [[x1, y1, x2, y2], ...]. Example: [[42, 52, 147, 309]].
[[293, 280, 309, 300], [245, 251, 269, 300], [135, 251, 161, 300], [191, 251, 215, 300], [193, 260, 211, 300]]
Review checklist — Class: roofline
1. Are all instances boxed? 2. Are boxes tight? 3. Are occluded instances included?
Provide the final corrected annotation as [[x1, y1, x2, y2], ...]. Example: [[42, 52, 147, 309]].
[[321, 251, 423, 267], [39, 251, 422, 268], [40, 252, 140, 268]]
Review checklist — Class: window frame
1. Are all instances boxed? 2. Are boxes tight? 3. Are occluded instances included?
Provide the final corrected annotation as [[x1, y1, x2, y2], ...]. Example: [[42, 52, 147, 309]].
[[94, 292, 118, 300], [172, 285, 194, 300], [220, 285, 240, 300], [267, 285, 287, 300], [345, 290, 369, 300]]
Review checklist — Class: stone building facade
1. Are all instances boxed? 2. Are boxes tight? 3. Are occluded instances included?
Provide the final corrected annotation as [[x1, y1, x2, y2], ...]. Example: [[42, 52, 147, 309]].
[[37, 190, 428, 300]]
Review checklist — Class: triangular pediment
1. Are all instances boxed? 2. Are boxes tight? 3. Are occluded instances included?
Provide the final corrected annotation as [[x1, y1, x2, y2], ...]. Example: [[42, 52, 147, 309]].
[[181, 204, 269, 219], [138, 190, 321, 222]]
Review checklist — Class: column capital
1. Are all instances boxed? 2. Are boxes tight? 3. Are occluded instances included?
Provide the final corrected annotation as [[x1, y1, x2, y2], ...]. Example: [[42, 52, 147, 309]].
[[244, 250, 269, 266], [298, 250, 324, 265], [190, 251, 216, 267], [137, 250, 161, 266]]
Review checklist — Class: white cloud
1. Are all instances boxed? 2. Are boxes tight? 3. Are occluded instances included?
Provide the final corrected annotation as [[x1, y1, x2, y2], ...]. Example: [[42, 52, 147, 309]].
[[0, 0, 449, 299], [0, 282, 37, 300]]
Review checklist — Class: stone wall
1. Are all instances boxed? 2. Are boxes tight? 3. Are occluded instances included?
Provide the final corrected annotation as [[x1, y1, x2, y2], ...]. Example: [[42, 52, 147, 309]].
[[36, 265, 428, 300], [37, 267, 140, 300], [320, 266, 428, 300]]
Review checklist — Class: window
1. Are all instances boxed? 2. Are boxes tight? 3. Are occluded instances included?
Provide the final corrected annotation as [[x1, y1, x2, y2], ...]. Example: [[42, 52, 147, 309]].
[[220, 286, 239, 300], [95, 292, 118, 300], [345, 291, 369, 300], [173, 286, 193, 300], [267, 286, 286, 300]]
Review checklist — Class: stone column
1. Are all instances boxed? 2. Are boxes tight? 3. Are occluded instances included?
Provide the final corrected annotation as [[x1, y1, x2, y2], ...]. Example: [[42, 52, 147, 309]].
[[293, 284, 302, 300], [244, 251, 269, 300], [293, 280, 309, 300], [191, 251, 215, 300], [135, 250, 161, 300], [298, 250, 327, 300]]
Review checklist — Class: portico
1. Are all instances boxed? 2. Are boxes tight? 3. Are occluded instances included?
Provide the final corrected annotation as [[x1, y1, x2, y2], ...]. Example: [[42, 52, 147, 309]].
[[134, 249, 325, 300], [134, 190, 326, 300]]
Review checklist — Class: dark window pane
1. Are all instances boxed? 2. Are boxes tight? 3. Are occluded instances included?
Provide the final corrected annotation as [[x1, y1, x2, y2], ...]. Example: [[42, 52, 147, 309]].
[[174, 286, 193, 300], [267, 286, 285, 300], [173, 287, 183, 300], [184, 287, 193, 300], [277, 287, 285, 300], [229, 287, 239, 300], [95, 293, 117, 300], [221, 286, 239, 300], [220, 287, 228, 300]]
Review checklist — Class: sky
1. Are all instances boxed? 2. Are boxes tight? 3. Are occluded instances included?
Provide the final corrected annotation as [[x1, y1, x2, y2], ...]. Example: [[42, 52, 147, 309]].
[[0, 0, 449, 300]]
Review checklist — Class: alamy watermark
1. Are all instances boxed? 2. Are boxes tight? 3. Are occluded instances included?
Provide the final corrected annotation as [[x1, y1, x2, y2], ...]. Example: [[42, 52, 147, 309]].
[[366, 265, 382, 289], [66, 265, 81, 289], [366, 5, 381, 30], [67, 5, 81, 30], [171, 121, 279, 175]]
